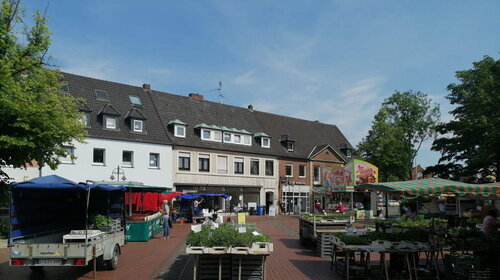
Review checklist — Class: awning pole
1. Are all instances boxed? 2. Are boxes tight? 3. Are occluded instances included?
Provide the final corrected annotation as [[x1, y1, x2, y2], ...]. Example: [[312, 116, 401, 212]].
[[385, 192, 389, 219]]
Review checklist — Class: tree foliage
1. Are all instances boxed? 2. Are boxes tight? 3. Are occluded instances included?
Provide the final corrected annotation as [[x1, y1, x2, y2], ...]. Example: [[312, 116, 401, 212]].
[[0, 0, 86, 174], [430, 56, 500, 182], [357, 91, 440, 181]]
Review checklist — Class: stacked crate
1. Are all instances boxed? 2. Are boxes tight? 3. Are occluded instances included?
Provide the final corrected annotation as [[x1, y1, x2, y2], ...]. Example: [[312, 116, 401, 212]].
[[316, 233, 333, 258]]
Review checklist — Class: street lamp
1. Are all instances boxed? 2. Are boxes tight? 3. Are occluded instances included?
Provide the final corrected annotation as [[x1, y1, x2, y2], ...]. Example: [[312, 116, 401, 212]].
[[110, 165, 127, 181]]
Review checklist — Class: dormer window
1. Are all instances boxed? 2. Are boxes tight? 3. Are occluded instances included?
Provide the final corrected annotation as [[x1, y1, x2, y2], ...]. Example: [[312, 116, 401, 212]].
[[280, 134, 295, 152], [175, 125, 186, 137], [286, 142, 294, 151], [132, 119, 143, 132], [262, 137, 270, 148], [202, 129, 211, 140], [61, 84, 70, 93], [105, 116, 116, 129], [81, 112, 91, 127]]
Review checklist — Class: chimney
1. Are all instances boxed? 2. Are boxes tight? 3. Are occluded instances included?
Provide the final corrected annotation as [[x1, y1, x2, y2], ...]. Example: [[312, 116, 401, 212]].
[[248, 104, 254, 111], [143, 84, 151, 90], [189, 93, 204, 101]]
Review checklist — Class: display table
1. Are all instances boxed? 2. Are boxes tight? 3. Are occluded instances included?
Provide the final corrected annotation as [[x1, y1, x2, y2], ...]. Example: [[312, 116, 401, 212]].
[[125, 212, 163, 242]]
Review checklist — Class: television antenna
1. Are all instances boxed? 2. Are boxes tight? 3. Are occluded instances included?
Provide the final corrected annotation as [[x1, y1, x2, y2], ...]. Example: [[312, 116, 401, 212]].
[[211, 81, 224, 104]]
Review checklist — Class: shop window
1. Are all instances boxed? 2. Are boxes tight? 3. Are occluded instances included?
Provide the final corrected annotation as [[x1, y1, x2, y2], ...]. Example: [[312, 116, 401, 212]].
[[199, 154, 210, 172], [250, 159, 259, 175], [234, 157, 244, 174], [265, 160, 274, 176], [178, 152, 190, 171]]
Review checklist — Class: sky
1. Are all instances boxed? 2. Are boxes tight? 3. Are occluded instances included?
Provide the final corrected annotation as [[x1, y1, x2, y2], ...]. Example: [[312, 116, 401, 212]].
[[24, 0, 500, 168]]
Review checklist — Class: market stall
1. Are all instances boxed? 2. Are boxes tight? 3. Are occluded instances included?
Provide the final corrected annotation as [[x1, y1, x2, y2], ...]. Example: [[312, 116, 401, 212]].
[[96, 181, 173, 242], [176, 193, 229, 224]]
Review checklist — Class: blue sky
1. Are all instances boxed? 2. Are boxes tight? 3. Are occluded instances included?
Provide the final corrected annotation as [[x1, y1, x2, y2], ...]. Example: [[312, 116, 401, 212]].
[[25, 0, 500, 167]]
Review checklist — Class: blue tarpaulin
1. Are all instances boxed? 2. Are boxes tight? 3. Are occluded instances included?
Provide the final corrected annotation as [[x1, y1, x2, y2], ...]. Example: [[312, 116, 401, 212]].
[[177, 193, 229, 200], [11, 175, 126, 191]]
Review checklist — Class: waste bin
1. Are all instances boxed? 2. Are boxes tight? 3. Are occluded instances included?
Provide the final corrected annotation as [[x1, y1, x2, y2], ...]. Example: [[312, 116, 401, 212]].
[[249, 207, 256, 215], [256, 206, 265, 216]]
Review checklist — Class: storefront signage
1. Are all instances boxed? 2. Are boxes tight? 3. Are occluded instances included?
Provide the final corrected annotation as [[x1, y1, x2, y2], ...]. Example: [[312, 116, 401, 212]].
[[321, 159, 378, 192]]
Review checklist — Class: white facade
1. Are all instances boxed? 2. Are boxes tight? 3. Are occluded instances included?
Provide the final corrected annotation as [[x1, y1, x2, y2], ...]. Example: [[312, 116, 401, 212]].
[[41, 138, 173, 188], [0, 166, 39, 183], [173, 147, 279, 210]]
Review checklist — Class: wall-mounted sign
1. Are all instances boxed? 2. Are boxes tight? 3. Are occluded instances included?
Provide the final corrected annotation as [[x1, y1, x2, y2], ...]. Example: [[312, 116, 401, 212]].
[[321, 159, 378, 192]]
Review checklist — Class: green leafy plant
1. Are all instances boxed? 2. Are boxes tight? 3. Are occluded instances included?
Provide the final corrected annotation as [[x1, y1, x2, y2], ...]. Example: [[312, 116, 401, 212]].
[[0, 220, 8, 238], [186, 224, 270, 247], [89, 214, 113, 227]]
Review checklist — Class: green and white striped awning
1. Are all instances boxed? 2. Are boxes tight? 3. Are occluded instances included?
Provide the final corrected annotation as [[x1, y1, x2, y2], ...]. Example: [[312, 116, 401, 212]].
[[356, 178, 499, 197]]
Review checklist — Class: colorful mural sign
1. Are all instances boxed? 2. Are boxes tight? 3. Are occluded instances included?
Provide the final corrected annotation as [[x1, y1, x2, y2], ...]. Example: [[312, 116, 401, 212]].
[[320, 160, 378, 192]]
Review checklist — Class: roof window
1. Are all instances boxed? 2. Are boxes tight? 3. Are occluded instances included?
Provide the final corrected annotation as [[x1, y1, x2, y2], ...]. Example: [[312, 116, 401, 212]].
[[61, 84, 70, 93], [95, 89, 109, 100], [129, 95, 142, 105]]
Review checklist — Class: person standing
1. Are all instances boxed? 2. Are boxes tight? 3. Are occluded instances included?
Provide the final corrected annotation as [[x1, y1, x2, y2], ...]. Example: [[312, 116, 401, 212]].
[[438, 201, 446, 219], [482, 208, 499, 238], [161, 200, 170, 239]]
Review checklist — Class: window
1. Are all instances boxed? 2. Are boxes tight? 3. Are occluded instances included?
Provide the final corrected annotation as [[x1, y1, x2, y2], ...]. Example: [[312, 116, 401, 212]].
[[105, 116, 116, 129], [224, 132, 231, 142], [199, 154, 210, 172], [132, 119, 143, 132], [285, 164, 293, 177], [122, 151, 133, 167], [60, 146, 74, 164], [174, 125, 186, 138], [314, 166, 321, 184], [233, 134, 241, 143], [243, 135, 251, 145], [217, 156, 227, 174], [61, 84, 70, 93], [81, 112, 91, 127], [214, 131, 222, 141], [178, 152, 190, 171], [265, 160, 274, 176], [202, 129, 211, 140], [286, 142, 294, 151], [299, 165, 306, 178], [234, 157, 244, 174], [129, 95, 142, 105], [93, 148, 105, 165], [149, 153, 160, 168], [261, 138, 270, 148], [95, 89, 109, 100], [250, 159, 259, 175]]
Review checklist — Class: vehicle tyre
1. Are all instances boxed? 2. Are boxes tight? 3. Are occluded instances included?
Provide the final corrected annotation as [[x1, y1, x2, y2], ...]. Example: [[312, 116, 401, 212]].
[[106, 245, 120, 270], [29, 266, 44, 272]]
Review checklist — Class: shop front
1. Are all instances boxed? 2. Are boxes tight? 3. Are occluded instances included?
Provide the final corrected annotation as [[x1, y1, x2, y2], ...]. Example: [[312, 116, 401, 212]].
[[282, 184, 310, 214], [175, 184, 261, 212]]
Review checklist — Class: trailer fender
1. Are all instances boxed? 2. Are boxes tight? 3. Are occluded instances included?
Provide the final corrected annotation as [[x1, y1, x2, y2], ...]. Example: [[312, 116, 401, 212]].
[[103, 242, 120, 261]]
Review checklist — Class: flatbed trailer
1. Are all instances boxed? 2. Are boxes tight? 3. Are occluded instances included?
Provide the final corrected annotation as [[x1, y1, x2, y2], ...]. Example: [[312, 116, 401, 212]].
[[299, 215, 353, 245], [8, 175, 126, 271]]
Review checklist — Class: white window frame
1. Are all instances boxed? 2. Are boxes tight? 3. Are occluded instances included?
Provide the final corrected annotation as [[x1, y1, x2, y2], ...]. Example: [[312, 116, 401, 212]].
[[214, 131, 222, 141], [93, 148, 106, 165], [313, 166, 321, 184], [122, 150, 134, 167], [233, 134, 241, 143], [201, 129, 212, 141], [149, 153, 160, 168], [178, 152, 190, 171], [105, 116, 116, 129], [217, 155, 228, 174], [174, 124, 186, 138], [261, 137, 270, 148], [223, 132, 231, 142], [299, 165, 306, 178], [198, 154, 210, 172], [234, 157, 244, 174], [286, 141, 294, 151], [132, 119, 143, 132], [60, 146, 75, 164], [285, 164, 293, 177]]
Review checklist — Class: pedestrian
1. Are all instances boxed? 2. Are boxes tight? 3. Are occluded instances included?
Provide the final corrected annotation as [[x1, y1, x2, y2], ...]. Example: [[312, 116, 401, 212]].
[[161, 200, 170, 239], [482, 208, 499, 239], [438, 201, 446, 219]]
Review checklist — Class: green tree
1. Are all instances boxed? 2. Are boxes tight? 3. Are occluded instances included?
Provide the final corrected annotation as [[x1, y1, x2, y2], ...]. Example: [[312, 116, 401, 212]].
[[430, 55, 500, 182], [0, 0, 86, 178], [357, 91, 440, 181]]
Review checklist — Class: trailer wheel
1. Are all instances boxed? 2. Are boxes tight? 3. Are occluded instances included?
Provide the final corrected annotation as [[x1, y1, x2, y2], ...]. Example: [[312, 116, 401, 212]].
[[29, 266, 44, 272], [106, 245, 120, 270]]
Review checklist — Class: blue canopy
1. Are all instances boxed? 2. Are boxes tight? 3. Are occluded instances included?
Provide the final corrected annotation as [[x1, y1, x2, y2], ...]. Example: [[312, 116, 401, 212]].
[[11, 175, 125, 191], [177, 193, 229, 200]]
